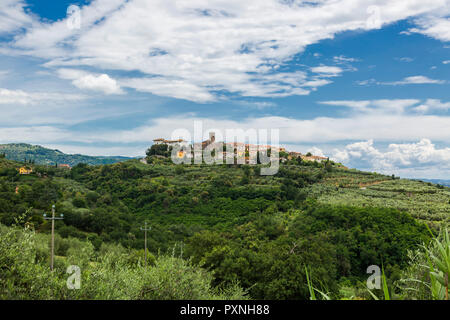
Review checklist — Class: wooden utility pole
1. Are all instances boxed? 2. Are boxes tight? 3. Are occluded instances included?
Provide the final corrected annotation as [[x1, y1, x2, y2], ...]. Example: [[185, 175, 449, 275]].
[[43, 204, 63, 271], [140, 221, 151, 268]]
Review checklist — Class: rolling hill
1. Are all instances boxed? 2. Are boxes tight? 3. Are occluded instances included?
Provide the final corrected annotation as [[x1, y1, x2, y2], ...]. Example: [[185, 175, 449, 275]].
[[0, 143, 134, 166], [0, 153, 448, 300]]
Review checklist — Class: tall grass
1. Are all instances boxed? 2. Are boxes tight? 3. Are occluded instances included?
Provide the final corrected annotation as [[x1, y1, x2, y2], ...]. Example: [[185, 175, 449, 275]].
[[424, 228, 449, 300], [366, 266, 390, 300], [392, 227, 449, 300], [305, 266, 331, 300]]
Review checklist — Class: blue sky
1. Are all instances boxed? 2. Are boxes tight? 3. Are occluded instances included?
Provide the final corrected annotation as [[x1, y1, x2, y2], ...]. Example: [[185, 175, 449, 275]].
[[0, 0, 449, 178]]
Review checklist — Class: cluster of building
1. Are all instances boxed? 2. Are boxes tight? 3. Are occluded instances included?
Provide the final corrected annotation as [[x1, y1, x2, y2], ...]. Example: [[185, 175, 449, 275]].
[[152, 138, 186, 146], [18, 163, 71, 175], [286, 151, 328, 162], [19, 167, 33, 175], [151, 132, 328, 162]]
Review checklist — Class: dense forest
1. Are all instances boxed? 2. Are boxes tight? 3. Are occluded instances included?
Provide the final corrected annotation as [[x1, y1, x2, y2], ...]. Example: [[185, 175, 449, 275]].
[[0, 148, 449, 300]]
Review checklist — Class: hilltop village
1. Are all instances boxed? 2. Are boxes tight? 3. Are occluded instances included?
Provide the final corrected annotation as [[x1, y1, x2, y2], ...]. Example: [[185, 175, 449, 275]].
[[149, 132, 328, 164]]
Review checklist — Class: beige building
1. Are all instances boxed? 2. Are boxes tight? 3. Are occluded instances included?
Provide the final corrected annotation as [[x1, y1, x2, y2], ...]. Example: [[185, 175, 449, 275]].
[[301, 155, 328, 162]]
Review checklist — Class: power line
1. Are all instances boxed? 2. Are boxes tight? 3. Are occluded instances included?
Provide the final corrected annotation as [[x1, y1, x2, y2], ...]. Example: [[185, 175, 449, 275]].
[[43, 204, 63, 271], [140, 221, 151, 268]]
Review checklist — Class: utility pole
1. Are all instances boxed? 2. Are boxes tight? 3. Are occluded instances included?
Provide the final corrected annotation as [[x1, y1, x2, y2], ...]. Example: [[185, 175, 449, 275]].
[[140, 221, 151, 268], [43, 204, 63, 271]]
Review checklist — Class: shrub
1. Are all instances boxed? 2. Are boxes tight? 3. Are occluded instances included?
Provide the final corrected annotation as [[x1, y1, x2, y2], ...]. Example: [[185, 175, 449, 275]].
[[72, 196, 87, 208], [0, 224, 247, 300]]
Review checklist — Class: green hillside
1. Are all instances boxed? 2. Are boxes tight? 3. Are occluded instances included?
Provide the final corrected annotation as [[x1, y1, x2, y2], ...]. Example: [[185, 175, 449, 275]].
[[309, 171, 450, 225], [0, 155, 448, 300], [0, 143, 133, 166]]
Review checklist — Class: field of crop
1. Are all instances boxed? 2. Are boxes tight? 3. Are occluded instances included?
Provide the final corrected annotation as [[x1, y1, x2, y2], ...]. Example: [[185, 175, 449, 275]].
[[313, 176, 450, 226]]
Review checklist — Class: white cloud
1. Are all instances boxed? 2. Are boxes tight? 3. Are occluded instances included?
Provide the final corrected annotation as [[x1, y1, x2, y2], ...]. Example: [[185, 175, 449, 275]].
[[330, 139, 450, 177], [384, 75, 447, 85], [0, 0, 33, 34], [395, 57, 414, 62], [310, 66, 343, 77], [57, 68, 123, 95], [119, 77, 217, 102], [320, 99, 421, 114], [0, 126, 72, 144], [237, 101, 277, 109], [0, 87, 85, 105], [413, 99, 450, 113], [66, 110, 450, 145], [11, 0, 125, 57], [321, 100, 372, 110], [0, 87, 132, 127], [407, 16, 450, 42], [302, 79, 332, 88], [73, 74, 123, 95], [0, 97, 448, 145], [3, 0, 450, 101], [4, 113, 446, 145], [356, 76, 447, 86], [333, 55, 359, 63], [306, 146, 325, 157], [443, 60, 450, 64]]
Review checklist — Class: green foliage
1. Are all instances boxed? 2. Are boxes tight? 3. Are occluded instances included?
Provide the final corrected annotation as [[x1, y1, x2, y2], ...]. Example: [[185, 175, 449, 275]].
[[0, 224, 247, 300], [0, 224, 63, 299], [396, 228, 449, 300], [146, 144, 172, 158], [291, 206, 430, 276], [314, 176, 450, 226], [305, 266, 332, 300], [0, 156, 445, 300], [72, 196, 87, 208], [186, 205, 429, 299]]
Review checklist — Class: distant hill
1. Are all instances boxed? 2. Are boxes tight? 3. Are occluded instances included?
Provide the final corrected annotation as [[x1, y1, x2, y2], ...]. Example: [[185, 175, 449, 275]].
[[0, 143, 134, 166], [414, 178, 450, 187]]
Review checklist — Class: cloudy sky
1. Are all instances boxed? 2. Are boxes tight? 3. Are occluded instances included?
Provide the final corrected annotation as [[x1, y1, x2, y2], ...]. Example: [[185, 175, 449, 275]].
[[0, 0, 449, 179]]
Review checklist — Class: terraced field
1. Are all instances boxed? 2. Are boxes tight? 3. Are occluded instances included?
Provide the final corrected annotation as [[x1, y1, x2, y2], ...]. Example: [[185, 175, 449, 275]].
[[312, 175, 450, 227]]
